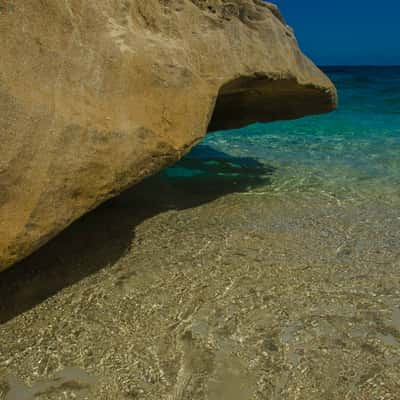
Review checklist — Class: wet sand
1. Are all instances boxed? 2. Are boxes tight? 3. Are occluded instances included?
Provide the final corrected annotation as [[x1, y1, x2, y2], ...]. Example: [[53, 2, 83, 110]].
[[1, 175, 400, 399]]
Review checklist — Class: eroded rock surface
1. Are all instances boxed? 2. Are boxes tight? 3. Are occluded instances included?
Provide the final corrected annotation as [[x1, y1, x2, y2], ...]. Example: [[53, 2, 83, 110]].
[[0, 0, 336, 270]]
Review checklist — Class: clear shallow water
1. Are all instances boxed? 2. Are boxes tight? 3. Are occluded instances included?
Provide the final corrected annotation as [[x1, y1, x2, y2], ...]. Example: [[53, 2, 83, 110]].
[[164, 66, 400, 202], [3, 68, 400, 400]]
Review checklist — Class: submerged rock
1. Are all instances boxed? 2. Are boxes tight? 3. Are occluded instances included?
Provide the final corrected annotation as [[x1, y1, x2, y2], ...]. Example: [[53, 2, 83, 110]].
[[0, 0, 336, 270]]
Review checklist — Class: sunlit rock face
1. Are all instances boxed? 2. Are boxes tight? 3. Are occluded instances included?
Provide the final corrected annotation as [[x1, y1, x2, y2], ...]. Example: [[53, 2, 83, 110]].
[[0, 0, 336, 271]]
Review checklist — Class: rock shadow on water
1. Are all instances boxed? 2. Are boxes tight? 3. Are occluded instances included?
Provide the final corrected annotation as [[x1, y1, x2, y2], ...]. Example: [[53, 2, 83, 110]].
[[162, 145, 275, 197], [0, 145, 274, 323]]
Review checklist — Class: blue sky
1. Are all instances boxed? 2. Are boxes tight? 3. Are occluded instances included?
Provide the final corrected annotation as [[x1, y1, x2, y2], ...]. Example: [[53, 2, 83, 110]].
[[273, 0, 400, 65]]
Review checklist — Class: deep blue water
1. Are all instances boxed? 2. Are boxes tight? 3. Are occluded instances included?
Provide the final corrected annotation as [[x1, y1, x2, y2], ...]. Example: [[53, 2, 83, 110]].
[[164, 67, 400, 202]]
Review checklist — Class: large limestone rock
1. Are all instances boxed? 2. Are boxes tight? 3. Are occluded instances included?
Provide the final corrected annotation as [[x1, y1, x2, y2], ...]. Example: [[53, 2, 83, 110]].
[[0, 0, 337, 271]]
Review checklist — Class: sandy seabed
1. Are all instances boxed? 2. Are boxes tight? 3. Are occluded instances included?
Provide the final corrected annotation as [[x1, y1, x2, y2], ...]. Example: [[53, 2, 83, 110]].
[[1, 175, 400, 400]]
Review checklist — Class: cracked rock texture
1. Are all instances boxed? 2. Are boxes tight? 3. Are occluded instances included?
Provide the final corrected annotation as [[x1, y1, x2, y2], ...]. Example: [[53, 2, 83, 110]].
[[0, 0, 336, 270]]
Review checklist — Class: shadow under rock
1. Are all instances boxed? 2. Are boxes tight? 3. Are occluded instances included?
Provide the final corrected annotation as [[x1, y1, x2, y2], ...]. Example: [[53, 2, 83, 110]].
[[0, 145, 275, 324]]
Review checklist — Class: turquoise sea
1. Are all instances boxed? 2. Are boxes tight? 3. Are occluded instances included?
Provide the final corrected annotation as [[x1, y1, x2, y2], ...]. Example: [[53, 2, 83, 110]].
[[164, 66, 400, 203]]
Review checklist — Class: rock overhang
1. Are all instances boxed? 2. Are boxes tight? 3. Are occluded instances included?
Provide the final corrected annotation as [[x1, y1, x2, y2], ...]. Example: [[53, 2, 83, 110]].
[[0, 0, 337, 271]]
